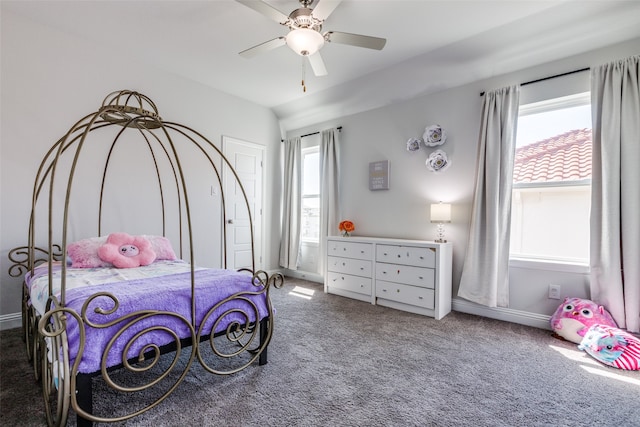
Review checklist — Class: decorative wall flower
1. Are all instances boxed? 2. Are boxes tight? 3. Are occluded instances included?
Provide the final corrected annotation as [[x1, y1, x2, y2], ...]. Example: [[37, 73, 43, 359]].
[[426, 150, 450, 173], [406, 137, 422, 152], [338, 220, 355, 237], [423, 124, 447, 147]]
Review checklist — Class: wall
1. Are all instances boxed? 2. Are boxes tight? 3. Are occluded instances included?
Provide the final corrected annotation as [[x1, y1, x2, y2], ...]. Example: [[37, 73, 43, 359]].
[[286, 38, 640, 328], [0, 9, 283, 327]]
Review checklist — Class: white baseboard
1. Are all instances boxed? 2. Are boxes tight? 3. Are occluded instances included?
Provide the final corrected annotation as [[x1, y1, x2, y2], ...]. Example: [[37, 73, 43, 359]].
[[452, 298, 551, 330], [0, 312, 21, 331], [281, 269, 324, 284]]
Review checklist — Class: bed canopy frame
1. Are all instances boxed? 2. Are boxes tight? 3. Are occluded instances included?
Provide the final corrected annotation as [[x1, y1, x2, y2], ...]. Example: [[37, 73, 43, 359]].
[[8, 90, 283, 426]]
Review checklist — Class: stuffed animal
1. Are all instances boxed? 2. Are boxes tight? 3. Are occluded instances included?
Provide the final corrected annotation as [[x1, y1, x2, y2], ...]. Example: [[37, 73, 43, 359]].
[[97, 232, 156, 268], [579, 324, 640, 370], [550, 297, 617, 344]]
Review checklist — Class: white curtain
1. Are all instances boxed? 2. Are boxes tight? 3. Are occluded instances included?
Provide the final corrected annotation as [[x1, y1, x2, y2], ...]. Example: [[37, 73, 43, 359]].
[[318, 128, 341, 275], [590, 54, 640, 332], [457, 86, 520, 308], [279, 136, 302, 269]]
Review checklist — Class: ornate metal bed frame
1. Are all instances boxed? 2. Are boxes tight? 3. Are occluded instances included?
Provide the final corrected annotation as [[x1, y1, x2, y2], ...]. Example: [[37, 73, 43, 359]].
[[7, 90, 283, 426]]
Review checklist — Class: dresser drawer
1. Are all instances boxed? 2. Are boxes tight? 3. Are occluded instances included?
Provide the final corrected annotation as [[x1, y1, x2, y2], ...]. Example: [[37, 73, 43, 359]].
[[327, 256, 372, 277], [376, 244, 436, 268], [328, 240, 373, 260], [375, 263, 435, 289], [376, 280, 435, 310], [327, 271, 372, 296]]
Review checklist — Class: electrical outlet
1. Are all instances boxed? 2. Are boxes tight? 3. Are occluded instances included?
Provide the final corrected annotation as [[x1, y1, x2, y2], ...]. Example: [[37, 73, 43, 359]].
[[548, 284, 561, 299]]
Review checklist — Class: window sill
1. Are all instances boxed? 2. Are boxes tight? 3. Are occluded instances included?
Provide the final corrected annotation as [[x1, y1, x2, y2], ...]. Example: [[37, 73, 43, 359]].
[[509, 257, 589, 274]]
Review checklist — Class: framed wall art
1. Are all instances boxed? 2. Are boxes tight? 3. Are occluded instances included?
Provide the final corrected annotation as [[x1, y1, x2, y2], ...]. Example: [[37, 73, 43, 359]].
[[369, 160, 390, 191]]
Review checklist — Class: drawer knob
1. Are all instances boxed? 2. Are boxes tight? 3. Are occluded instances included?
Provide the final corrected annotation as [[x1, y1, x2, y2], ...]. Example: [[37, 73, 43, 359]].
[[419, 296, 424, 300], [397, 254, 401, 258], [397, 269, 400, 274], [420, 256, 424, 260], [382, 288, 387, 292], [342, 262, 346, 266], [397, 289, 400, 293], [383, 252, 388, 256], [419, 276, 423, 280], [360, 284, 364, 288], [361, 250, 364, 254], [360, 267, 364, 270]]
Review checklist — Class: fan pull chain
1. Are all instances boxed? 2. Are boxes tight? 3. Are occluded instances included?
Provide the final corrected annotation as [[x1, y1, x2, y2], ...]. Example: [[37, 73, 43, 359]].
[[301, 56, 307, 92]]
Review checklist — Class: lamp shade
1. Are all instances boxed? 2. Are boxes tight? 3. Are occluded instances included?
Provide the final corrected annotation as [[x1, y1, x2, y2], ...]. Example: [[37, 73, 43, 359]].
[[286, 28, 325, 56], [430, 203, 451, 222]]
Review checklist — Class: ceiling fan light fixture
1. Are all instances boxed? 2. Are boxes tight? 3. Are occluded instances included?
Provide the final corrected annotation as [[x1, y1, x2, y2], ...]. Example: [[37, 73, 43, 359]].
[[286, 28, 325, 56]]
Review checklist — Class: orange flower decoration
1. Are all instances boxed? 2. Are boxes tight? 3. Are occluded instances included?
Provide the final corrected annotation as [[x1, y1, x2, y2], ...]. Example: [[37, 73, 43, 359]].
[[339, 220, 355, 236]]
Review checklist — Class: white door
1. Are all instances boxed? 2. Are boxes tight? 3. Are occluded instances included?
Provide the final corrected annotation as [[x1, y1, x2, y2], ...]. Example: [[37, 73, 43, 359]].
[[222, 136, 264, 271]]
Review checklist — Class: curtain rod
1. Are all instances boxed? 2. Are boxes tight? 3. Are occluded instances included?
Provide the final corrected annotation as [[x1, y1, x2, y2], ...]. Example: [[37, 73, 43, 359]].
[[479, 67, 590, 96], [281, 126, 342, 142], [301, 126, 342, 138]]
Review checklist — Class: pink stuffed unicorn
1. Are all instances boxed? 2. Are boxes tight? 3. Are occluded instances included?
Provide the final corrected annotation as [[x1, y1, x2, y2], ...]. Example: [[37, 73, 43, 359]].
[[97, 232, 156, 268], [579, 324, 640, 370], [550, 297, 617, 344]]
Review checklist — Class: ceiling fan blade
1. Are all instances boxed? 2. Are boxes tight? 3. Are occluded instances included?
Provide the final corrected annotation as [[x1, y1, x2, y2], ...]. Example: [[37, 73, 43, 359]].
[[239, 37, 286, 58], [311, 0, 342, 21], [308, 51, 328, 76], [236, 0, 289, 24], [325, 31, 387, 50]]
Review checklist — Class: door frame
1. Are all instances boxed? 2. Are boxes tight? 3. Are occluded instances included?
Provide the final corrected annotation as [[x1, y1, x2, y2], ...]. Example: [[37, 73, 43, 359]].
[[221, 135, 266, 271]]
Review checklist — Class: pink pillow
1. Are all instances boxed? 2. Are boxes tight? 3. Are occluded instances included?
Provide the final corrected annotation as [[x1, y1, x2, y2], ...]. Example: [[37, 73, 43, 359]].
[[97, 233, 156, 268], [142, 235, 178, 261], [67, 235, 177, 268]]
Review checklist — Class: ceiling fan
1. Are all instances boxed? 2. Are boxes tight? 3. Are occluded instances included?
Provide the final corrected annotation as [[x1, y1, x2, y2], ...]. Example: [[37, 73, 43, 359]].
[[236, 0, 386, 79]]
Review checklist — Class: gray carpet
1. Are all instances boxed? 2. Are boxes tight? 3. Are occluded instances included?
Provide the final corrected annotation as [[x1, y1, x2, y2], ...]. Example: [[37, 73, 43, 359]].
[[2, 277, 640, 426]]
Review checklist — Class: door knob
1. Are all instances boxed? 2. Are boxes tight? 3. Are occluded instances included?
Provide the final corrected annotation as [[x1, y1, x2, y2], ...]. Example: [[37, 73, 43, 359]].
[[227, 219, 234, 224]]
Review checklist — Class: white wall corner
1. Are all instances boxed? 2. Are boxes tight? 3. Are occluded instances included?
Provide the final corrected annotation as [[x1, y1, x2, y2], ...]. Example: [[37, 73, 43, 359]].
[[452, 298, 552, 330]]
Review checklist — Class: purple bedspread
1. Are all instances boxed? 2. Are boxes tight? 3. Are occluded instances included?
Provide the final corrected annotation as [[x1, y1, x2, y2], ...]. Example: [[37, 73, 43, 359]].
[[57, 268, 269, 373]]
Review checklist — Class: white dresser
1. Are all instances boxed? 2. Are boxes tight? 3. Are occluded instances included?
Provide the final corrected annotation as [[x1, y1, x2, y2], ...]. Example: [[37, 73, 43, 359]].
[[325, 236, 452, 319]]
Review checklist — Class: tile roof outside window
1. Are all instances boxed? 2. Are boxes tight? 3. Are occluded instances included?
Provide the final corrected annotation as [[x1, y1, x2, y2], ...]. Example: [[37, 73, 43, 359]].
[[513, 128, 591, 184]]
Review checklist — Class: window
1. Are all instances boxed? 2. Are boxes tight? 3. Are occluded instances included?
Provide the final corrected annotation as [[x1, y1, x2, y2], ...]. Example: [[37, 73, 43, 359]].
[[300, 146, 320, 242], [510, 92, 591, 263]]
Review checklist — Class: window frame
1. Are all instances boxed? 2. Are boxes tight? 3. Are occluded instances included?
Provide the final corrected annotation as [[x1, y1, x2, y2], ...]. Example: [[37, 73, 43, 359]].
[[509, 91, 591, 267]]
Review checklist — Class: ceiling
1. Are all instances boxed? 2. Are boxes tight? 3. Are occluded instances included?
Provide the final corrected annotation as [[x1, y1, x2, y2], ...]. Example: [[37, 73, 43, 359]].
[[4, 0, 640, 130]]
